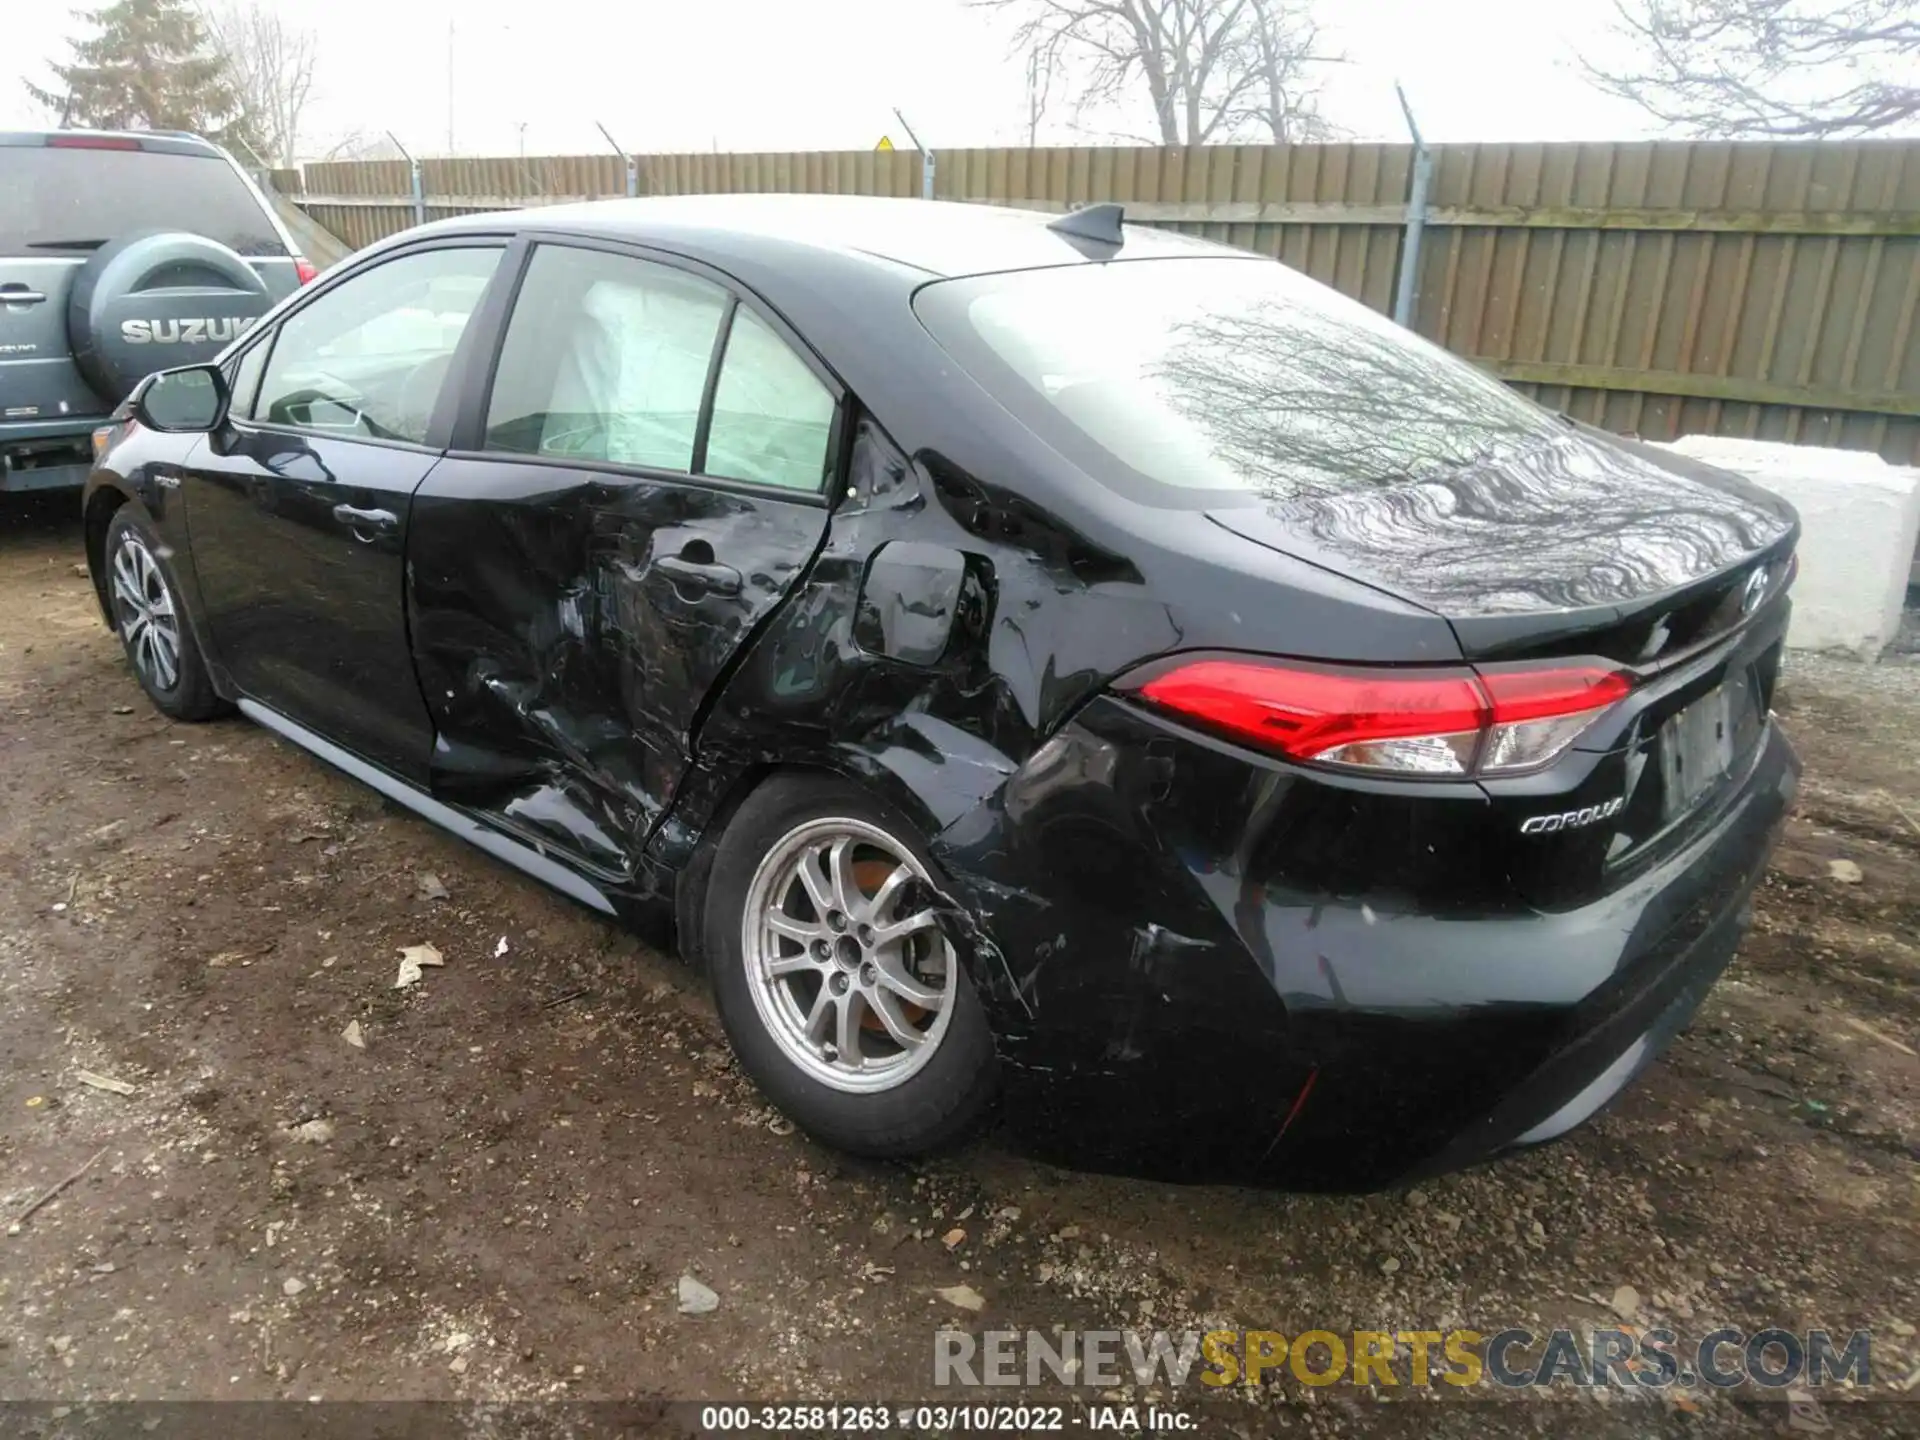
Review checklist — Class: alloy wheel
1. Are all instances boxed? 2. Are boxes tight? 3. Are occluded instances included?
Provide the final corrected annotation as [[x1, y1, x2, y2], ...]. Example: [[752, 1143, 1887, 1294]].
[[110, 533, 182, 693], [741, 816, 956, 1094]]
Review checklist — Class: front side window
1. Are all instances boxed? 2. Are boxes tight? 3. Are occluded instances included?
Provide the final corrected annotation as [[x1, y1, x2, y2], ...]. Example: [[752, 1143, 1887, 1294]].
[[252, 246, 500, 443], [226, 335, 270, 418], [485, 245, 730, 471]]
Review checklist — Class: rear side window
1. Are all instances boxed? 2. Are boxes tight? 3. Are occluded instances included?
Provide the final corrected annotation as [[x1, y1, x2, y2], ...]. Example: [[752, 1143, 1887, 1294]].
[[914, 257, 1558, 506], [485, 245, 730, 471], [705, 306, 835, 492], [0, 146, 288, 257], [484, 242, 836, 492]]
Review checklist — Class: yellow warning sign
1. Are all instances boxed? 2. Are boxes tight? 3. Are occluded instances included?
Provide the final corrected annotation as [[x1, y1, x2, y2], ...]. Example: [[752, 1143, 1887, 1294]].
[[875, 135, 894, 152]]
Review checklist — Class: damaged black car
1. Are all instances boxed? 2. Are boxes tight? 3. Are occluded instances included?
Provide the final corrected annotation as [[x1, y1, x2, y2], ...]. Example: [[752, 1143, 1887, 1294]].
[[82, 195, 1800, 1189]]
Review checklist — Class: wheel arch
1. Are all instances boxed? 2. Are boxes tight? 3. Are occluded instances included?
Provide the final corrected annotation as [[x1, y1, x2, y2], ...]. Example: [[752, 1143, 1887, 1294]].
[[664, 740, 1003, 977], [664, 721, 1021, 971], [86, 483, 236, 713], [83, 482, 139, 625]]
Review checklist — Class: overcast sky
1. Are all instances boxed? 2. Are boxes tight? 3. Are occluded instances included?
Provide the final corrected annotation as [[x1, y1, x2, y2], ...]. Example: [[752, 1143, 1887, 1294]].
[[4, 0, 1661, 157]]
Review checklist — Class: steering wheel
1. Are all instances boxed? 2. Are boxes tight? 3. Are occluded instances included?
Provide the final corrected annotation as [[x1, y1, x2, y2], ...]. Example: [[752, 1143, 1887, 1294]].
[[268, 376, 370, 432]]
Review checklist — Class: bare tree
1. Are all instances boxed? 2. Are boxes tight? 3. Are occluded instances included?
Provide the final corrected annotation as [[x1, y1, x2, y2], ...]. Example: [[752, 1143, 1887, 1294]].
[[980, 0, 1339, 145], [1584, 1, 1919, 137], [1024, 46, 1057, 144], [1226, 0, 1341, 141], [202, 1, 317, 166], [314, 130, 393, 163]]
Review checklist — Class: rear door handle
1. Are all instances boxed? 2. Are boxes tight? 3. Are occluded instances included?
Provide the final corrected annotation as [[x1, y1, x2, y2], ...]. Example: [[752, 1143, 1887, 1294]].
[[0, 289, 48, 305], [332, 503, 398, 535], [656, 554, 742, 596]]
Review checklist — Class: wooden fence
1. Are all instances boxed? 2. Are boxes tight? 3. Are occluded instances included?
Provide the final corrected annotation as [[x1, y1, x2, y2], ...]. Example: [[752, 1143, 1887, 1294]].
[[285, 141, 1920, 464]]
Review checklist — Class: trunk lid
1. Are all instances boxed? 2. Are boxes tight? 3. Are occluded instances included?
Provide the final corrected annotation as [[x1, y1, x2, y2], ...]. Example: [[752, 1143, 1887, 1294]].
[[1206, 423, 1797, 662], [1202, 422, 1798, 908]]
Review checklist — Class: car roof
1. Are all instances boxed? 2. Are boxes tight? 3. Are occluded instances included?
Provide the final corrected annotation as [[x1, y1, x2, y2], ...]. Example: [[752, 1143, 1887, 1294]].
[[456, 193, 1240, 280]]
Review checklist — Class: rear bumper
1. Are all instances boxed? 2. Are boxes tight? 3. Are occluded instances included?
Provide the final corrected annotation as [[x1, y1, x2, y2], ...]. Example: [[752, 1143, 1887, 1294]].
[[936, 698, 1799, 1190], [1403, 722, 1796, 1181], [3, 422, 98, 492]]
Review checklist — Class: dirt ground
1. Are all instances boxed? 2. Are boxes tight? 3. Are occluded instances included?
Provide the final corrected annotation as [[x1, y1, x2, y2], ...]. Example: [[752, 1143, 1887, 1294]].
[[2, 495, 1916, 1438]]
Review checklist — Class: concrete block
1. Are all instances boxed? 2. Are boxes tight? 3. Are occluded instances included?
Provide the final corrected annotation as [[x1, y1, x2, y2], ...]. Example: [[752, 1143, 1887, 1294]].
[[1902, 468, 1920, 589], [1660, 436, 1920, 661]]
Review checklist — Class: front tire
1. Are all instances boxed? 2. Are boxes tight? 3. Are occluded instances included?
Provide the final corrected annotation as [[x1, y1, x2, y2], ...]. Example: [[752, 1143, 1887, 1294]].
[[703, 774, 999, 1157], [103, 506, 225, 721]]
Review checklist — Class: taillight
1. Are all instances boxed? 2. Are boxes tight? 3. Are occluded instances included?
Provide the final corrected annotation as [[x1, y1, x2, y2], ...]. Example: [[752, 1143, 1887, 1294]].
[[294, 257, 319, 285], [92, 418, 138, 461], [47, 134, 141, 150], [1475, 665, 1632, 773], [1133, 657, 1631, 778]]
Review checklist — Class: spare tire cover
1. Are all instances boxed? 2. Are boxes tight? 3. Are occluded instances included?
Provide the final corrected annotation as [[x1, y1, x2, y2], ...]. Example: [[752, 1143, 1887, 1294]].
[[68, 231, 272, 403]]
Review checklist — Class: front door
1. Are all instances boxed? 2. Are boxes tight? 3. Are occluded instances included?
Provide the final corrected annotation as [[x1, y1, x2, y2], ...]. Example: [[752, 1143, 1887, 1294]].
[[184, 242, 505, 780], [408, 239, 839, 871]]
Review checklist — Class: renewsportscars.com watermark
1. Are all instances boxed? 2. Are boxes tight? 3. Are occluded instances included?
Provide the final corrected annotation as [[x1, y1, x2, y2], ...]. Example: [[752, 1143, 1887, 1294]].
[[935, 1327, 1876, 1391]]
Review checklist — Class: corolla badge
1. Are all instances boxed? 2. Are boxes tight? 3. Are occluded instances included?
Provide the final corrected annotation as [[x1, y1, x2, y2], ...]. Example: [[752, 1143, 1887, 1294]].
[[1520, 796, 1625, 835]]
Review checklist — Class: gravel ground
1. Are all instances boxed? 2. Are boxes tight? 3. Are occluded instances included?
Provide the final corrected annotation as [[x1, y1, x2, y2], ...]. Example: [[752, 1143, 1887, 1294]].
[[1, 498, 1916, 1438]]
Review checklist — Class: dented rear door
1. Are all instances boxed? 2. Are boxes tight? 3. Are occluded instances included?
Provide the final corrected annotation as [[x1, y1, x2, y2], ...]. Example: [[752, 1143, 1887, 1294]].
[[408, 238, 839, 874]]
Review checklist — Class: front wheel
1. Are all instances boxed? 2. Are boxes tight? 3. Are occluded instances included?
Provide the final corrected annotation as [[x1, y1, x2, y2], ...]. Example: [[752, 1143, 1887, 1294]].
[[103, 506, 226, 721], [703, 775, 999, 1156]]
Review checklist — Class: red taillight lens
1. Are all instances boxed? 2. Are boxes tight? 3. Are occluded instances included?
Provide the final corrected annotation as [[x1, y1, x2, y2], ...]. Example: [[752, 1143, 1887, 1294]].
[[48, 134, 142, 150], [1475, 664, 1631, 773], [294, 257, 319, 285], [1476, 665, 1630, 723], [1134, 658, 1630, 778], [1140, 661, 1487, 774]]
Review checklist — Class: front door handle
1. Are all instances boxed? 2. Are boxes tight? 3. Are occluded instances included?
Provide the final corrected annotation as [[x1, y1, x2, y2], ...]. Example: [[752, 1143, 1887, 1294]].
[[655, 553, 742, 596], [332, 503, 398, 536]]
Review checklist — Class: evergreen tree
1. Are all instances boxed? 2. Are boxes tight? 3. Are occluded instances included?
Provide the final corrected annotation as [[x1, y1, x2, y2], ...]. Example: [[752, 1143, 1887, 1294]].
[[25, 0, 257, 152]]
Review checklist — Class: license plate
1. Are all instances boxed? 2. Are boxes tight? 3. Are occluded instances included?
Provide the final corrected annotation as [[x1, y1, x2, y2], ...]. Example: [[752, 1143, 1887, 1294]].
[[1659, 679, 1752, 820]]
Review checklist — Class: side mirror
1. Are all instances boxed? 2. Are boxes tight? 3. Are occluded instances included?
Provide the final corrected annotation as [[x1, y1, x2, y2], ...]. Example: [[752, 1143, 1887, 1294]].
[[132, 364, 230, 432]]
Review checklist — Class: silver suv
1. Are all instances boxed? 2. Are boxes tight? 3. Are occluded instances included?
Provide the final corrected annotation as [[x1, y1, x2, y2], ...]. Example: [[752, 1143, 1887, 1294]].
[[1, 128, 313, 495]]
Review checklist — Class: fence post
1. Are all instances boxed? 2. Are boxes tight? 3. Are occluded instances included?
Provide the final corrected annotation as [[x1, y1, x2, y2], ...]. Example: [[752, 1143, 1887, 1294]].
[[596, 121, 642, 199], [893, 108, 934, 199], [1392, 85, 1431, 331], [387, 133, 426, 228]]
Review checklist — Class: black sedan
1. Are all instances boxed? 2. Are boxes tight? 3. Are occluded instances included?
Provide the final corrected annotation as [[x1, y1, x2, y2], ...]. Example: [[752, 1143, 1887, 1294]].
[[82, 195, 1800, 1188]]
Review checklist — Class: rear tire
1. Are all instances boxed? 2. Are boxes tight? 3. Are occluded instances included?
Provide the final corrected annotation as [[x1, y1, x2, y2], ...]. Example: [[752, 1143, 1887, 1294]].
[[703, 774, 999, 1157], [103, 506, 225, 721]]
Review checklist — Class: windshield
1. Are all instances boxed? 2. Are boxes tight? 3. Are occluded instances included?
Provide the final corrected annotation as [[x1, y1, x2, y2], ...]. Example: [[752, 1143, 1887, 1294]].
[[913, 257, 1559, 506], [0, 147, 287, 257]]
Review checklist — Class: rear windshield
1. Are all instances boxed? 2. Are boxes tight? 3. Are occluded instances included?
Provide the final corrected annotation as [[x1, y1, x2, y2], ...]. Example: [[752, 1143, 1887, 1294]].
[[0, 146, 287, 257], [913, 257, 1558, 506]]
